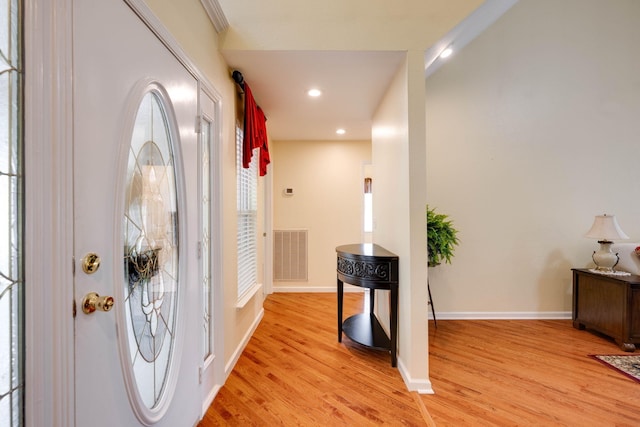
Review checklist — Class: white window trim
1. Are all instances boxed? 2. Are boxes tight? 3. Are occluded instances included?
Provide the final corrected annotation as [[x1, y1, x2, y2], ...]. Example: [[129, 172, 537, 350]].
[[235, 282, 263, 309]]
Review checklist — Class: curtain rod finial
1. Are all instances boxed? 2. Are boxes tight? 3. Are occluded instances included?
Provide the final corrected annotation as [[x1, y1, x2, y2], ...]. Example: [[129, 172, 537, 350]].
[[232, 70, 244, 86]]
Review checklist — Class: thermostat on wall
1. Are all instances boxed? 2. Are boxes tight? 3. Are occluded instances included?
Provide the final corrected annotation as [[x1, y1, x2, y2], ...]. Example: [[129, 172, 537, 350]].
[[283, 187, 294, 196]]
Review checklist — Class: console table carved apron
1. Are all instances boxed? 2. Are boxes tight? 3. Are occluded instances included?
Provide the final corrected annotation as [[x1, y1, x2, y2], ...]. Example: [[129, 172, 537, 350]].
[[336, 244, 399, 367], [572, 268, 640, 351]]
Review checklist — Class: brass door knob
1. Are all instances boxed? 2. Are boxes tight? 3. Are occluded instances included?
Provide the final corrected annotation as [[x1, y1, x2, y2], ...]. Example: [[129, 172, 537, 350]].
[[81, 292, 114, 314]]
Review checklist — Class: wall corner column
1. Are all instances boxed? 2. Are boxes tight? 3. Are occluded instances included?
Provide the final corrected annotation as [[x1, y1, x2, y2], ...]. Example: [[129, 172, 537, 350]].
[[371, 50, 431, 393]]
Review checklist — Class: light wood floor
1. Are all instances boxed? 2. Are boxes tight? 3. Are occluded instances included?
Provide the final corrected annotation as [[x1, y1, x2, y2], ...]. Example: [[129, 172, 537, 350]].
[[199, 293, 640, 426]]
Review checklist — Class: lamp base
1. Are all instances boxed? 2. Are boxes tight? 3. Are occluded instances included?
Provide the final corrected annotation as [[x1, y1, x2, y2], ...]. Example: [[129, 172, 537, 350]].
[[592, 240, 620, 273]]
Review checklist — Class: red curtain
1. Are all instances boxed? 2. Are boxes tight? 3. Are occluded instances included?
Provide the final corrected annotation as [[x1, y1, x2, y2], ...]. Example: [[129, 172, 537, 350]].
[[242, 83, 270, 176]]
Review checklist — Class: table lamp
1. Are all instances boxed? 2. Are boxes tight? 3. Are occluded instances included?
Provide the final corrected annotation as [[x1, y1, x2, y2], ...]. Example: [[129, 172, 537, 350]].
[[584, 214, 629, 272]]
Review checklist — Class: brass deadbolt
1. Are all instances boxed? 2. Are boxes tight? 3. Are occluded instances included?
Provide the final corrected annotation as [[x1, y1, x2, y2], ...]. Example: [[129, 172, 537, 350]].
[[82, 253, 101, 274]]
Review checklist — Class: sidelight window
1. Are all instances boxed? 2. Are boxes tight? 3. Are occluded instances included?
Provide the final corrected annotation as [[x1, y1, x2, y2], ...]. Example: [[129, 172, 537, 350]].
[[201, 116, 212, 360], [0, 0, 24, 425]]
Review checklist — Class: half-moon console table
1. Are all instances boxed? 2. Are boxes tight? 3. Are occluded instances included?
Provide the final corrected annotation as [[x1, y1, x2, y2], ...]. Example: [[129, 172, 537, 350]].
[[336, 243, 399, 367]]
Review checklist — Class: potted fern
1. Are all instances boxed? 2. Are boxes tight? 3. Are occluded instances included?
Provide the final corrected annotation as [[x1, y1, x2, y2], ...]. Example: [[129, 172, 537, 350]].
[[426, 205, 459, 267]]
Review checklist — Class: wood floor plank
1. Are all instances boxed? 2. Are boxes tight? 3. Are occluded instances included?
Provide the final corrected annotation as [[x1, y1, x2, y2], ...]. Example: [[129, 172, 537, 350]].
[[199, 293, 640, 426]]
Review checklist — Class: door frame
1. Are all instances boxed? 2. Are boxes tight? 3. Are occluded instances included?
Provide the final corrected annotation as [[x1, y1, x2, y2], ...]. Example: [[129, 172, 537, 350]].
[[24, 0, 75, 425], [23, 1, 226, 425]]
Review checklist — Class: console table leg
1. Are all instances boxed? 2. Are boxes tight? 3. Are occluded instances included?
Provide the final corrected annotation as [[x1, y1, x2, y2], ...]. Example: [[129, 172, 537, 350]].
[[369, 288, 375, 314], [337, 279, 344, 342], [390, 284, 398, 367], [389, 284, 398, 368]]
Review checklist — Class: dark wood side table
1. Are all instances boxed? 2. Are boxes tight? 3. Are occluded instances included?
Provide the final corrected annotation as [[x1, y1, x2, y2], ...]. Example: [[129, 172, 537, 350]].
[[336, 244, 399, 367], [572, 268, 640, 351]]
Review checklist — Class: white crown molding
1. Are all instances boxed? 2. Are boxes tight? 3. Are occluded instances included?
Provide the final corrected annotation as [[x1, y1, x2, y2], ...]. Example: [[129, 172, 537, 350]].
[[425, 0, 519, 78], [200, 0, 230, 33]]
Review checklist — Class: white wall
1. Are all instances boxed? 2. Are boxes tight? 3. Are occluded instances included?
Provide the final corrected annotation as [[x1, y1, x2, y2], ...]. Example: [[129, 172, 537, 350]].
[[271, 139, 371, 290], [425, 0, 640, 317]]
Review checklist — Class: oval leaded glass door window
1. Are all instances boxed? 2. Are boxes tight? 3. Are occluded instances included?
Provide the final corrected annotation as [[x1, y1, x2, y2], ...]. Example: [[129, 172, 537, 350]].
[[123, 89, 180, 414]]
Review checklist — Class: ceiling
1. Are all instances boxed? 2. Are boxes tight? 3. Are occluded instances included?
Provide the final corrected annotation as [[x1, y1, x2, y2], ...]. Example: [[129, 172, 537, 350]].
[[222, 50, 406, 141], [214, 1, 517, 142]]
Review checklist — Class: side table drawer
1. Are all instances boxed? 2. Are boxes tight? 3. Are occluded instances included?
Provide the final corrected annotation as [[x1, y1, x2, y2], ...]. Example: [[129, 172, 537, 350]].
[[336, 254, 397, 288]]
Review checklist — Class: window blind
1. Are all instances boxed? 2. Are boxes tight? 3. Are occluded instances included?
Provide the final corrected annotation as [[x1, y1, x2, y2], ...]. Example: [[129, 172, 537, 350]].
[[236, 126, 258, 299]]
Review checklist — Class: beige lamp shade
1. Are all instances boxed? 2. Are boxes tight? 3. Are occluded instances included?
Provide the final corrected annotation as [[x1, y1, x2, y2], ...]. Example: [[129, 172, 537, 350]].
[[584, 214, 629, 242]]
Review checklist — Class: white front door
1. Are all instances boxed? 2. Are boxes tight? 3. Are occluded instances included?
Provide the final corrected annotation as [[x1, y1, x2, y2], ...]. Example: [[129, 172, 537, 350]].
[[73, 0, 201, 425]]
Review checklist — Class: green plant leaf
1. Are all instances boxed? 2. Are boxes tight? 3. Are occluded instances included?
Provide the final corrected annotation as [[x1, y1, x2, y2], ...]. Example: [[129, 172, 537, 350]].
[[426, 205, 459, 267]]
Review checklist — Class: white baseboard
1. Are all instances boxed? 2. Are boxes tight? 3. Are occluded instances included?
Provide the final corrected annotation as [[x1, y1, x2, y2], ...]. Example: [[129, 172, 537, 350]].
[[224, 307, 264, 379], [272, 285, 364, 293], [397, 357, 434, 394], [430, 311, 572, 320]]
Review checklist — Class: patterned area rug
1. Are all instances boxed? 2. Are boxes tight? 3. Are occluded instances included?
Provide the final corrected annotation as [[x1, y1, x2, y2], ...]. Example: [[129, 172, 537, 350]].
[[590, 355, 640, 383]]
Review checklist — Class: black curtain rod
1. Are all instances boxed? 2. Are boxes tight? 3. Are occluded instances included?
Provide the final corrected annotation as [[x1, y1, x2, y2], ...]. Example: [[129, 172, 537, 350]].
[[232, 70, 245, 88]]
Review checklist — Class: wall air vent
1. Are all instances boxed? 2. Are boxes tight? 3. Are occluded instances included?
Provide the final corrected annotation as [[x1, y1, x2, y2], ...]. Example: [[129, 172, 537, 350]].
[[273, 230, 308, 281]]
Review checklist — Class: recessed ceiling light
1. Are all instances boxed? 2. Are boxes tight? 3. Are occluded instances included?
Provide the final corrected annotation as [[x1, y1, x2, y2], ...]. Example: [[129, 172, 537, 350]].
[[336, 128, 346, 135], [307, 88, 322, 97], [439, 46, 453, 59]]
